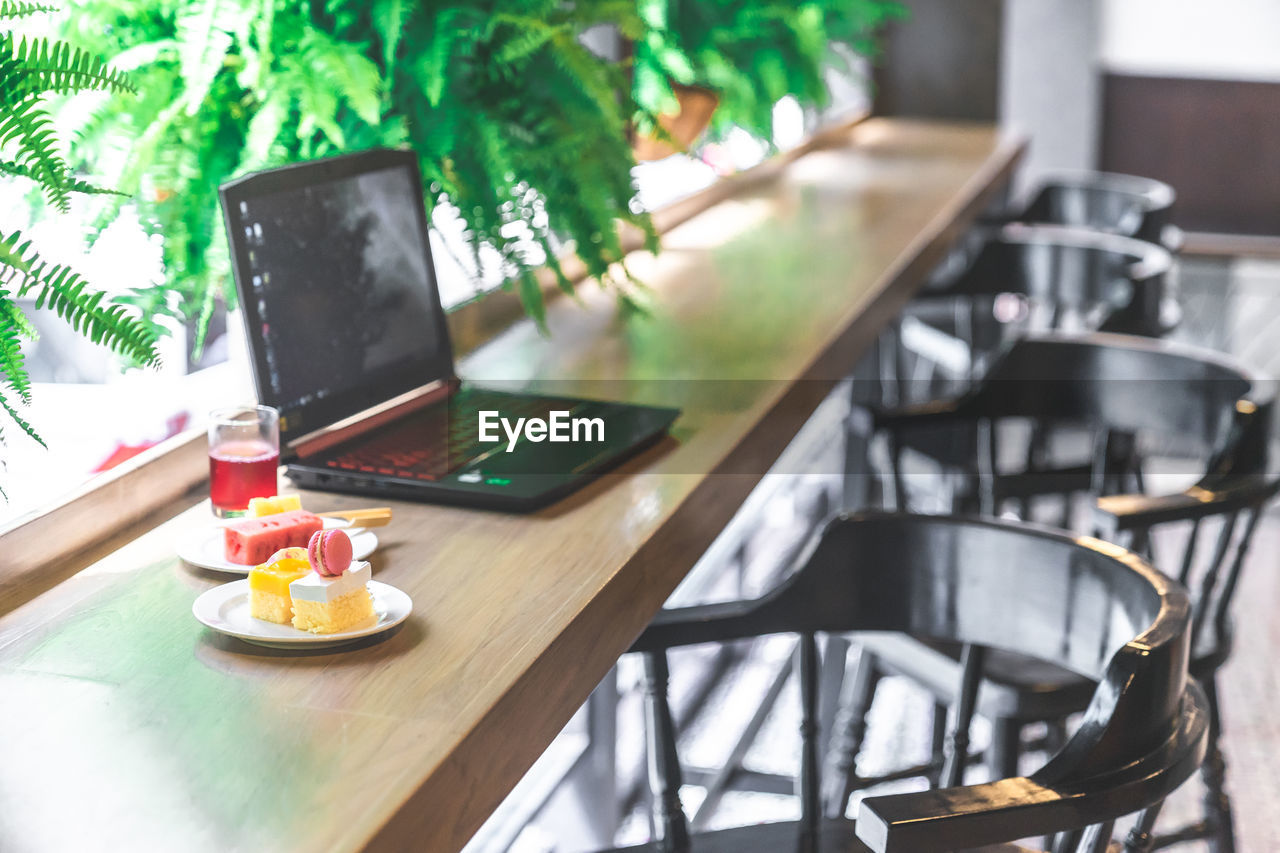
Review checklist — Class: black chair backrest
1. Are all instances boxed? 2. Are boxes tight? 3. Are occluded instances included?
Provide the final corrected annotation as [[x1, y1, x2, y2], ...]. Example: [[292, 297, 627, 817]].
[[875, 332, 1275, 668], [926, 226, 1173, 340], [970, 334, 1262, 465], [1017, 172, 1177, 249], [632, 512, 1205, 852], [884, 333, 1267, 482]]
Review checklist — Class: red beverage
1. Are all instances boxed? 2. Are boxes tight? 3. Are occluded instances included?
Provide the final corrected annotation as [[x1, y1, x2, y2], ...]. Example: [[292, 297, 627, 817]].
[[209, 440, 279, 514]]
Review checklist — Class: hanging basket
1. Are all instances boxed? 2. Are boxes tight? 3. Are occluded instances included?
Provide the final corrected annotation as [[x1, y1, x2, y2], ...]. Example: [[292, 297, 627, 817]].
[[632, 82, 720, 162]]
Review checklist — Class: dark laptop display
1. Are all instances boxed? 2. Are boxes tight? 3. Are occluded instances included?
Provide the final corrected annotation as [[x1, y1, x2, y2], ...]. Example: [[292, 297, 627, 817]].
[[220, 149, 678, 511], [225, 152, 454, 444]]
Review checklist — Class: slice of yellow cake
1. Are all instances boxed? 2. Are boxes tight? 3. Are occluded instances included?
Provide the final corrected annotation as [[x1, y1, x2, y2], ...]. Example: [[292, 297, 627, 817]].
[[247, 548, 311, 624], [289, 562, 374, 634]]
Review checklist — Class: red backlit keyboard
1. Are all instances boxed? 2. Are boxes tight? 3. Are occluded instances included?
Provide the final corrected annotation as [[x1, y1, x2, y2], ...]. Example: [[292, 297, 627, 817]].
[[322, 389, 585, 481]]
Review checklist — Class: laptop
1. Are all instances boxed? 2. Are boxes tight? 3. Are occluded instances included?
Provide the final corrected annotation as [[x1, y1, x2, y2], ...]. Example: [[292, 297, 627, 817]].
[[219, 149, 679, 511]]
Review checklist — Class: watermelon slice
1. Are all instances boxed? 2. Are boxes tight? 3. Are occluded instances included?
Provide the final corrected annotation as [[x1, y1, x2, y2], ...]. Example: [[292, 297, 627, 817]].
[[224, 510, 325, 565]]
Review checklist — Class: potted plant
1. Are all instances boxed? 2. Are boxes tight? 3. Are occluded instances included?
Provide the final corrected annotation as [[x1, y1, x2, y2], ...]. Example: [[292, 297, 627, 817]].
[[632, 81, 720, 162], [631, 0, 904, 153]]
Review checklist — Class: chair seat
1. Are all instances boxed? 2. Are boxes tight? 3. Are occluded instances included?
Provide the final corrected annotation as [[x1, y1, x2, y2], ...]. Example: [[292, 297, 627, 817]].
[[863, 633, 1227, 723], [600, 817, 1057, 853], [862, 634, 1098, 721]]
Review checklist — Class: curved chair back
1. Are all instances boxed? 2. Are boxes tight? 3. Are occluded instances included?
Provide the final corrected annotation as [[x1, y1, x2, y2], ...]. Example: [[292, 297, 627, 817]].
[[929, 225, 1173, 341], [1017, 172, 1178, 250], [972, 334, 1263, 468], [630, 513, 1206, 852]]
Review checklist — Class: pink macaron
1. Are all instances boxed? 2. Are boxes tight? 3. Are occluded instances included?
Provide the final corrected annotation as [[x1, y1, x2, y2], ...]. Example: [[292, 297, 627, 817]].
[[308, 528, 353, 577]]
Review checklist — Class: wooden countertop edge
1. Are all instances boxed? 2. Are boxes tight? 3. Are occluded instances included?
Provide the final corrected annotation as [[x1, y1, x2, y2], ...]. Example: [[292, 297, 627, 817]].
[[361, 128, 1029, 853]]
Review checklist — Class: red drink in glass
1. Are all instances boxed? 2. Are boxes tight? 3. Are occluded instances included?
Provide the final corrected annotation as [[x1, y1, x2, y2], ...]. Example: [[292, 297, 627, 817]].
[[208, 405, 280, 517], [209, 441, 279, 514]]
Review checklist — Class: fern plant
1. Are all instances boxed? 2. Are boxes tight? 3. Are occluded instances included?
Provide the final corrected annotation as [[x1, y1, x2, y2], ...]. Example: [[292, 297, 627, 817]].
[[633, 0, 904, 142], [58, 0, 659, 349], [49, 0, 899, 361], [1, 1, 160, 471]]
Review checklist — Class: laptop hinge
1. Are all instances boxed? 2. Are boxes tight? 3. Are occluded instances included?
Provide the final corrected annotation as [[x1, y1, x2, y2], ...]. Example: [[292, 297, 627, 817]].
[[289, 378, 459, 460]]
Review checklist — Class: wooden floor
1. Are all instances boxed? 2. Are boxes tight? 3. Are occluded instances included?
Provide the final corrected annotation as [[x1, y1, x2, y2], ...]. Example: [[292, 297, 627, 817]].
[[1214, 514, 1280, 853]]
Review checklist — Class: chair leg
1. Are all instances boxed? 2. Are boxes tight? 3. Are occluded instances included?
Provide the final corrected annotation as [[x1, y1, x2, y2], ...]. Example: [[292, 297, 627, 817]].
[[1138, 678, 1236, 852], [641, 651, 691, 852], [1079, 819, 1116, 853], [927, 702, 947, 787], [1122, 800, 1163, 853], [1201, 676, 1236, 853], [1202, 745, 1235, 853], [1050, 827, 1083, 853], [941, 644, 985, 788], [986, 718, 1021, 780], [821, 650, 882, 817]]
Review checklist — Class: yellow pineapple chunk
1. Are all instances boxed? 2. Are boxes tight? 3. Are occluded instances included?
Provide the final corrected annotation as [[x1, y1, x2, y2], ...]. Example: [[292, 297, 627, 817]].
[[247, 494, 303, 518]]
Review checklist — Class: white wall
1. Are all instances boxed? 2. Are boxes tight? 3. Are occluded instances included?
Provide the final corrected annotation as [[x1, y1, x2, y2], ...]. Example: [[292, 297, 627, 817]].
[[1101, 0, 1280, 82]]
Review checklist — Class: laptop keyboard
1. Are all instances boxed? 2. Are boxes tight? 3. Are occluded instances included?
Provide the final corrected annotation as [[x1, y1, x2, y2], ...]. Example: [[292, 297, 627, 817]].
[[321, 388, 590, 481]]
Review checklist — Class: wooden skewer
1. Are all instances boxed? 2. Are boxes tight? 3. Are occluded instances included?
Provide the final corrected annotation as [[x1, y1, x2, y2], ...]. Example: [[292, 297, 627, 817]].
[[316, 507, 393, 528]]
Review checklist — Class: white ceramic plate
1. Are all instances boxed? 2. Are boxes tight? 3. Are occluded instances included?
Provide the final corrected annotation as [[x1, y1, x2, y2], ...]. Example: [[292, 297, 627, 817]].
[[177, 517, 377, 575], [192, 579, 411, 648]]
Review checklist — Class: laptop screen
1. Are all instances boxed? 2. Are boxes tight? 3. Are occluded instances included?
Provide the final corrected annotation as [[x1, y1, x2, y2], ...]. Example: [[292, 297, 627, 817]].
[[222, 151, 455, 447]]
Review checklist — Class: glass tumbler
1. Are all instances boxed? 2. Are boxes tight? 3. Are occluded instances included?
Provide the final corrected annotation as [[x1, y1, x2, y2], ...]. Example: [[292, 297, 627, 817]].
[[208, 405, 279, 517]]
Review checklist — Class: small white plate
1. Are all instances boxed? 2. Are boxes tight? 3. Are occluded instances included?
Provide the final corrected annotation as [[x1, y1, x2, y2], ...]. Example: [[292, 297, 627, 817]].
[[192, 579, 412, 648], [177, 517, 377, 575]]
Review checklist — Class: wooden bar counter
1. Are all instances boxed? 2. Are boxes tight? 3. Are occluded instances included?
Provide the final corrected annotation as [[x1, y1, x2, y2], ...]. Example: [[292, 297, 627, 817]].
[[0, 120, 1023, 852]]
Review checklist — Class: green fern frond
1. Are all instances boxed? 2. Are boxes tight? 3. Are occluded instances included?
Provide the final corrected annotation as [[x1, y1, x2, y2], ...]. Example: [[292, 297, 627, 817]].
[[1, 230, 161, 368], [0, 298, 32, 405], [546, 32, 628, 134], [10, 36, 137, 95], [0, 293, 36, 338], [176, 0, 234, 114], [0, 1, 55, 19], [535, 233, 575, 299], [238, 87, 287, 172], [0, 92, 72, 210], [107, 38, 179, 73], [516, 268, 547, 333], [0, 388, 43, 448], [189, 269, 217, 358], [0, 158, 126, 197], [370, 0, 406, 71], [297, 29, 383, 126], [485, 14, 564, 66], [418, 15, 458, 107]]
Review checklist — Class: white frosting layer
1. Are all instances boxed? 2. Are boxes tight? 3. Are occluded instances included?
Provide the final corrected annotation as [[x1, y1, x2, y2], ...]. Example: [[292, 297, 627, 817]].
[[290, 561, 371, 603]]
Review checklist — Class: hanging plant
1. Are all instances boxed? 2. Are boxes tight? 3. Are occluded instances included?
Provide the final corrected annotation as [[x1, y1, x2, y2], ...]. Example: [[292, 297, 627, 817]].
[[57, 0, 659, 349], [633, 0, 904, 144]]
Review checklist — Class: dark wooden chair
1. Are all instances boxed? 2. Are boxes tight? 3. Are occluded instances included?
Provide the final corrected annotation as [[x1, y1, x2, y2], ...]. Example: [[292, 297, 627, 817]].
[[898, 226, 1175, 400], [992, 172, 1181, 253], [606, 512, 1207, 853], [830, 333, 1274, 853]]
